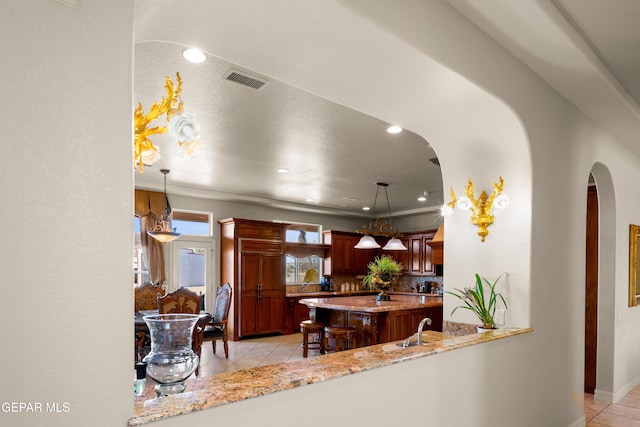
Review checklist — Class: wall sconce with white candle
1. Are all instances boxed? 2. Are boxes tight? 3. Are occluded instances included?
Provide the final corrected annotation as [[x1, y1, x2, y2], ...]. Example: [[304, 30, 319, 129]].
[[441, 177, 509, 242]]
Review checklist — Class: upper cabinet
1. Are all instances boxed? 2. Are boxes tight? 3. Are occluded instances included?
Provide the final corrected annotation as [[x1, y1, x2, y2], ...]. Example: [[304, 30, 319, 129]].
[[379, 236, 410, 273], [323, 229, 441, 276], [323, 231, 375, 275], [402, 230, 438, 276]]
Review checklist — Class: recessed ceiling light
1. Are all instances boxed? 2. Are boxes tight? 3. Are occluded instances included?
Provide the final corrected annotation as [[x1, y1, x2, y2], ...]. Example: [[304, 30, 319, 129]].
[[182, 48, 207, 63], [277, 168, 289, 173], [305, 198, 313, 202], [418, 196, 427, 202], [387, 125, 402, 134], [362, 206, 371, 211]]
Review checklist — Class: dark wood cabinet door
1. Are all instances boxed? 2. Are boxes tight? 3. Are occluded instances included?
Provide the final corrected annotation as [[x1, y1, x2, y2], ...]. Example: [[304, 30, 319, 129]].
[[423, 238, 435, 276], [380, 237, 409, 272], [422, 231, 437, 276], [239, 293, 259, 336], [239, 252, 284, 336], [241, 252, 260, 292], [331, 234, 355, 273], [258, 293, 284, 334], [421, 306, 443, 332], [409, 236, 423, 274], [260, 254, 283, 292], [354, 244, 376, 274], [293, 299, 310, 329], [389, 310, 413, 342]]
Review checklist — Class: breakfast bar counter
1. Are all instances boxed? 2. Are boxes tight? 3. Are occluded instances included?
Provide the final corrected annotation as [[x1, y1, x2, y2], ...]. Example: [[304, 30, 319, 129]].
[[299, 294, 443, 347], [130, 324, 533, 426]]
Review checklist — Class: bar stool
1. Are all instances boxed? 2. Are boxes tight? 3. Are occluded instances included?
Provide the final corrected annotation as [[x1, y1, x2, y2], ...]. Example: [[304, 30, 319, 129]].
[[323, 325, 356, 353], [300, 320, 325, 357]]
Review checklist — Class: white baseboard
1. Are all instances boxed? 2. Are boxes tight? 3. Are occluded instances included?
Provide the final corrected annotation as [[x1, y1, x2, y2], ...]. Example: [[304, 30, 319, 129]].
[[595, 372, 640, 404]]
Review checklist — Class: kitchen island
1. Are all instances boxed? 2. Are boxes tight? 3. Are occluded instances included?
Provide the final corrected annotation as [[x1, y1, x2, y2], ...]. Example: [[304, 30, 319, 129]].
[[299, 294, 443, 347]]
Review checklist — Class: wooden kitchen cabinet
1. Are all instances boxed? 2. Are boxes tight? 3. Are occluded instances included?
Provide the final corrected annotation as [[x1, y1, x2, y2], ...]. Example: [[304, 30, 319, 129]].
[[426, 224, 444, 265], [283, 297, 312, 334], [219, 218, 287, 340], [387, 306, 443, 341], [323, 229, 440, 278], [403, 230, 438, 276], [380, 236, 410, 272], [323, 230, 375, 275], [239, 252, 284, 336]]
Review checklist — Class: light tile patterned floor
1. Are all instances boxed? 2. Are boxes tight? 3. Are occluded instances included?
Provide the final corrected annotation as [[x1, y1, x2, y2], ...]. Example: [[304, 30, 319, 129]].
[[586, 387, 640, 427], [189, 333, 640, 426], [193, 332, 311, 379]]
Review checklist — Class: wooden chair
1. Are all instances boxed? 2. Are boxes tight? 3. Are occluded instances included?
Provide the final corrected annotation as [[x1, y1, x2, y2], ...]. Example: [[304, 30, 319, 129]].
[[134, 283, 165, 361], [157, 287, 201, 314], [158, 288, 204, 375], [134, 283, 165, 311], [202, 284, 232, 358]]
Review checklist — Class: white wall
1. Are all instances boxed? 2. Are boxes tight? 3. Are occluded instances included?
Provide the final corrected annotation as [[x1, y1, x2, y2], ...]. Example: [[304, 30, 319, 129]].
[[0, 1, 134, 426], [134, 1, 640, 426]]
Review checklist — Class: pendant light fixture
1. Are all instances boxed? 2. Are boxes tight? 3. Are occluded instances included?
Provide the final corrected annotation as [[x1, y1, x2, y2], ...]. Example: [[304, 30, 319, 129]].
[[355, 182, 407, 250], [147, 169, 182, 243]]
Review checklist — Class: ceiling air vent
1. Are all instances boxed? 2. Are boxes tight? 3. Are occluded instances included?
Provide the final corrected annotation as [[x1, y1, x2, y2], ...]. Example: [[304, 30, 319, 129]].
[[223, 69, 269, 90], [429, 157, 440, 166]]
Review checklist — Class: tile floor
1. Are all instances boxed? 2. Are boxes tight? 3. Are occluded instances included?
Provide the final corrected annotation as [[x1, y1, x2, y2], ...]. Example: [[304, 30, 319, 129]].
[[585, 386, 640, 426], [191, 332, 310, 379], [179, 333, 640, 426]]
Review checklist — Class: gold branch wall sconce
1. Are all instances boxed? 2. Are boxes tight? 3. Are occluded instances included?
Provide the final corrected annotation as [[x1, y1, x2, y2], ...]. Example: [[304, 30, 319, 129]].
[[441, 176, 509, 242], [133, 72, 203, 172]]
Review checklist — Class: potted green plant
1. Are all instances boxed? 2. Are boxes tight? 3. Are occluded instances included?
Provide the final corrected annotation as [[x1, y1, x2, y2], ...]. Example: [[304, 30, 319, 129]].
[[446, 273, 507, 330], [362, 255, 403, 301]]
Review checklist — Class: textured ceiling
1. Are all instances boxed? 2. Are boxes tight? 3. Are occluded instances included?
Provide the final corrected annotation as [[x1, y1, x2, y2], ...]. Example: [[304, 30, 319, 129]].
[[134, 41, 441, 218]]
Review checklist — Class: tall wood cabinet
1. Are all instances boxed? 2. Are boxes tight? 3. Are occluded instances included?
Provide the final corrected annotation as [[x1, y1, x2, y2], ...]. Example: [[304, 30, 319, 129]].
[[219, 218, 287, 340]]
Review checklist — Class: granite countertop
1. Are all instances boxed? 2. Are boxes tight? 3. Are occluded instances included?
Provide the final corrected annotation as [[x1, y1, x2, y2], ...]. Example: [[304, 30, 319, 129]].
[[298, 294, 443, 312], [285, 290, 377, 297], [129, 324, 532, 426]]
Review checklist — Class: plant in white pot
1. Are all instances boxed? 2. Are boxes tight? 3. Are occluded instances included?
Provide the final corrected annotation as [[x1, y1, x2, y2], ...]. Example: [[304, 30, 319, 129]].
[[446, 273, 507, 330], [362, 255, 403, 301]]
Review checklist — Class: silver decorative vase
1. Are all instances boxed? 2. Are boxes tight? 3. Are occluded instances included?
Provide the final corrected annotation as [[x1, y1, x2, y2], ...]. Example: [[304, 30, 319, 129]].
[[143, 314, 200, 397]]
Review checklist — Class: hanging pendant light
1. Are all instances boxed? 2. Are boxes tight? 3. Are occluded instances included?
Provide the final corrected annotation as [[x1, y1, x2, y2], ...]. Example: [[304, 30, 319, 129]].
[[382, 237, 407, 251], [355, 182, 407, 251], [147, 169, 181, 243], [354, 234, 381, 249]]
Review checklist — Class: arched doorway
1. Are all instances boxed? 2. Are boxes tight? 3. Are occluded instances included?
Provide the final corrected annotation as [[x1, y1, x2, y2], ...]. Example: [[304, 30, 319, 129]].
[[586, 164, 616, 401]]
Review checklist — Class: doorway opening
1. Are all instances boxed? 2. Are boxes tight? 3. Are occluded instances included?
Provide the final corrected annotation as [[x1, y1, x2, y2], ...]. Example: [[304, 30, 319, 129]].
[[585, 181, 598, 393], [585, 164, 616, 402]]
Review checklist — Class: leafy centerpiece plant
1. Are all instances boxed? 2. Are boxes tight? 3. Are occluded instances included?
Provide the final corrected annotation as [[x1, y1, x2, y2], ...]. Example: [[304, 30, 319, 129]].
[[446, 273, 507, 330], [362, 255, 403, 301]]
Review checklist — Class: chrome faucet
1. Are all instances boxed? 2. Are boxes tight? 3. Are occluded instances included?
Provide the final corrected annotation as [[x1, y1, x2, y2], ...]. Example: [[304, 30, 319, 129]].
[[298, 282, 310, 292], [401, 317, 432, 348], [416, 317, 432, 345]]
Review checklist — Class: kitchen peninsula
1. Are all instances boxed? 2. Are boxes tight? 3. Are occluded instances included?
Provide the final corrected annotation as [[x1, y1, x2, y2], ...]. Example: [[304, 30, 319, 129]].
[[299, 294, 443, 347]]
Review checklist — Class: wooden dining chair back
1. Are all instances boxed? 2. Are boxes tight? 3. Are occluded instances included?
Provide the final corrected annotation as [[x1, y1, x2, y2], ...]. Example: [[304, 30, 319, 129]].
[[202, 283, 232, 358], [158, 287, 204, 375], [157, 288, 201, 314], [134, 283, 166, 311]]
